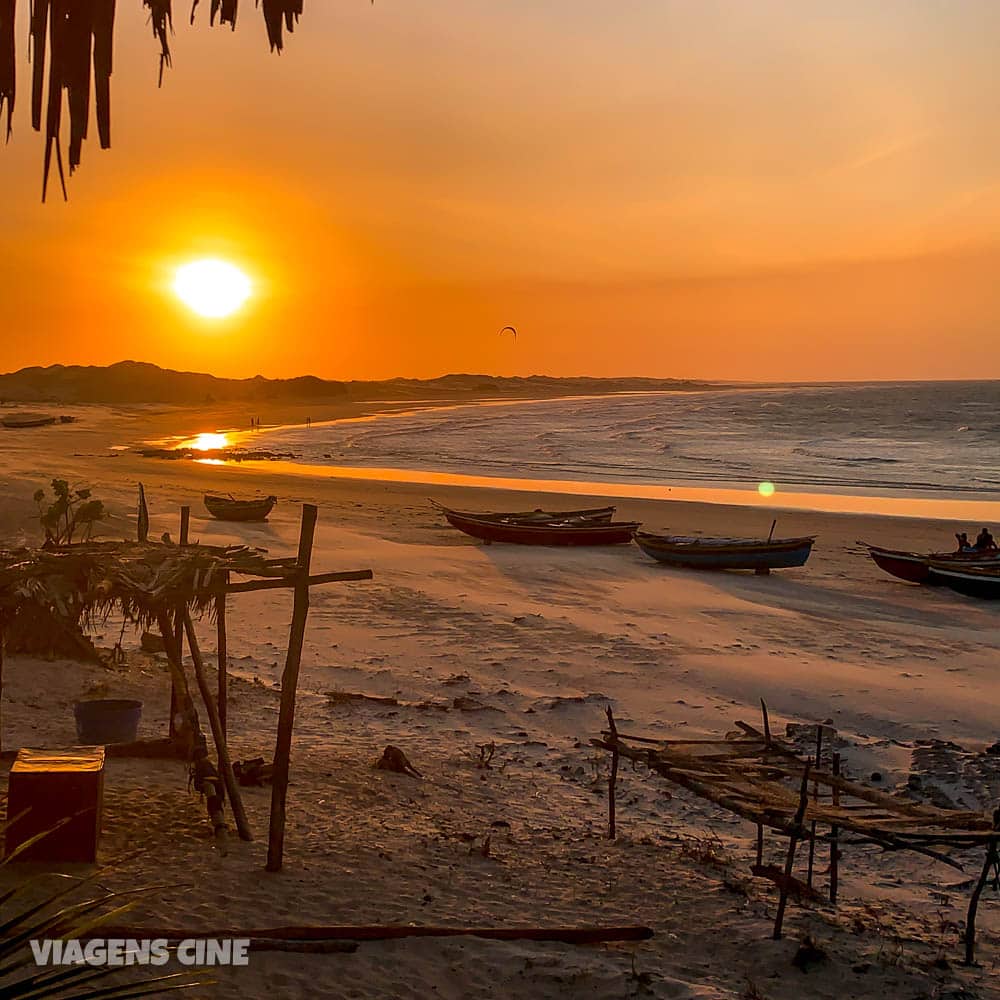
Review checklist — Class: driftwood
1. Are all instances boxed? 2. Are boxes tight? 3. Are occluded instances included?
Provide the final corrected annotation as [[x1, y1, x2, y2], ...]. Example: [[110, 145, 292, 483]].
[[376, 746, 422, 778], [96, 924, 655, 944]]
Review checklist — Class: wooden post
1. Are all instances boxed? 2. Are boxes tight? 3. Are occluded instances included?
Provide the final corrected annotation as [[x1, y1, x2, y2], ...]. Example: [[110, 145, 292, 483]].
[[760, 699, 772, 747], [773, 763, 810, 940], [830, 752, 840, 903], [267, 504, 318, 872], [169, 507, 191, 738], [755, 824, 764, 867], [0, 623, 4, 754], [217, 573, 229, 737], [606, 707, 619, 840], [183, 613, 252, 842], [806, 725, 823, 888], [964, 838, 999, 965]]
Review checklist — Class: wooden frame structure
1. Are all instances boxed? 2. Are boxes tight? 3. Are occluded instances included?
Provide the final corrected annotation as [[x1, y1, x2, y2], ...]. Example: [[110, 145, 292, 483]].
[[593, 705, 1000, 964], [0, 503, 372, 871]]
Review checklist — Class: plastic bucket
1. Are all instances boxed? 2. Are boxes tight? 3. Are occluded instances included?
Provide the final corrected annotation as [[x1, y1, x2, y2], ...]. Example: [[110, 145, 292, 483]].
[[73, 699, 142, 744]]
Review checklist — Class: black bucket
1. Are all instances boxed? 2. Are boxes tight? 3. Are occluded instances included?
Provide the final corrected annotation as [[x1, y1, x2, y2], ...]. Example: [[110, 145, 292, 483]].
[[73, 699, 142, 744]]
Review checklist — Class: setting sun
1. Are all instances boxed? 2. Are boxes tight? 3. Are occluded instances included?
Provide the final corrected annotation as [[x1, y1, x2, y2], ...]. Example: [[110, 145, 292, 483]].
[[173, 259, 252, 319]]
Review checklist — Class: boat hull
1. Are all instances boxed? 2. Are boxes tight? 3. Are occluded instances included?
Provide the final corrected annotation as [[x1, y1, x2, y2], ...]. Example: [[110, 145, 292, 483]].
[[635, 532, 814, 571], [2, 416, 57, 429], [204, 495, 277, 522], [434, 503, 615, 525], [443, 512, 638, 546], [864, 546, 933, 585], [927, 564, 1000, 600], [862, 543, 1000, 585]]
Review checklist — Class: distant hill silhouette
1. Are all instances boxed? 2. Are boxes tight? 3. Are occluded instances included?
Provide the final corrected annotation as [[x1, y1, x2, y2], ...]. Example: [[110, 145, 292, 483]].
[[0, 361, 714, 405]]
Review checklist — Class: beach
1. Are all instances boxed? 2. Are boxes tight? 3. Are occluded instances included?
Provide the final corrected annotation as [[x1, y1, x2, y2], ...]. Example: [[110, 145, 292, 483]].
[[2, 400, 1000, 999]]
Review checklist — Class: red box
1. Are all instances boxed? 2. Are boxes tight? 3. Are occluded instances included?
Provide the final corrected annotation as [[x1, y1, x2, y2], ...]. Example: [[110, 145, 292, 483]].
[[4, 747, 105, 863]]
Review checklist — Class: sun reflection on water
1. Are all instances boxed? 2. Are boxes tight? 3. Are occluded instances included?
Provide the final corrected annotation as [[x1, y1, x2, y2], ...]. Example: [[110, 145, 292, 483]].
[[188, 432, 229, 451]]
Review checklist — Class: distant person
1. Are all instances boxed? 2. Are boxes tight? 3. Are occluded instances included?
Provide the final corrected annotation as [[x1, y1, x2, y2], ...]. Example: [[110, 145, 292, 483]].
[[956, 532, 972, 553], [306, 416, 312, 428], [975, 527, 997, 551]]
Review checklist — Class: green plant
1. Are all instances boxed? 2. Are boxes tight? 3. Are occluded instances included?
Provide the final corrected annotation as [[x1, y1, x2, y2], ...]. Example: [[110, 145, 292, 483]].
[[33, 480, 106, 546], [1, 836, 200, 998]]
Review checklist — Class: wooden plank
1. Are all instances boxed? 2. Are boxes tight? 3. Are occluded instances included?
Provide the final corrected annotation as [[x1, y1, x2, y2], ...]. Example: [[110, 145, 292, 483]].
[[223, 569, 372, 596], [267, 504, 318, 872]]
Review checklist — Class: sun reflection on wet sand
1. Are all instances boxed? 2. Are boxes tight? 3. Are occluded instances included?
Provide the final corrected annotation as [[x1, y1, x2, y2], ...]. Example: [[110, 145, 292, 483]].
[[187, 432, 230, 451], [225, 460, 1000, 521]]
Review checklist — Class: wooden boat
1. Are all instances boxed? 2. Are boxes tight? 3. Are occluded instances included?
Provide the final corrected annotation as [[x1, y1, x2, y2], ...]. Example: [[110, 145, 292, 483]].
[[926, 561, 1000, 600], [634, 531, 815, 573], [860, 544, 935, 585], [204, 493, 277, 522], [441, 509, 639, 546], [431, 500, 615, 525], [1, 413, 57, 429], [860, 542, 1000, 585]]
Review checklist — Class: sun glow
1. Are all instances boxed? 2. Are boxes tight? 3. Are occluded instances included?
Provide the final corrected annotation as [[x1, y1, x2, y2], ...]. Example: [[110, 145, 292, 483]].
[[189, 432, 229, 451], [173, 259, 252, 319]]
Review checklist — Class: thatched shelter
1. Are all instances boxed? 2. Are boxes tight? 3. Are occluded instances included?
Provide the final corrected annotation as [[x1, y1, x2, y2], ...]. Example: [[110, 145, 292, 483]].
[[0, 0, 305, 199], [0, 504, 372, 870]]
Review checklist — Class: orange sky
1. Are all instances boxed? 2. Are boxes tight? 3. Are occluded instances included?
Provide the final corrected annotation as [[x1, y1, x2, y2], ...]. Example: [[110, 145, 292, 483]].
[[1, 1, 998, 381]]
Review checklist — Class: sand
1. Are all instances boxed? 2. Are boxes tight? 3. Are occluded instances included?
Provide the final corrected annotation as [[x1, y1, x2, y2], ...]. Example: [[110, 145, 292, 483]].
[[2, 401, 999, 999]]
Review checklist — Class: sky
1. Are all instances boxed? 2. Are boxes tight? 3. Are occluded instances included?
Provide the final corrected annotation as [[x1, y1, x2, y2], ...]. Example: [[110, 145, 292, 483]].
[[0, 1, 998, 382]]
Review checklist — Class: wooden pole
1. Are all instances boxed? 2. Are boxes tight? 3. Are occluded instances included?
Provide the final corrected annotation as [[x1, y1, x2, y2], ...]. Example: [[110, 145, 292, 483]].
[[964, 838, 999, 965], [767, 519, 777, 542], [760, 699, 772, 747], [830, 752, 840, 903], [217, 573, 229, 737], [0, 623, 4, 754], [94, 923, 655, 945], [182, 613, 253, 842], [221, 569, 372, 596], [755, 824, 764, 867], [169, 507, 191, 738], [773, 763, 810, 940], [806, 725, 823, 888], [267, 504, 318, 872], [606, 707, 619, 840]]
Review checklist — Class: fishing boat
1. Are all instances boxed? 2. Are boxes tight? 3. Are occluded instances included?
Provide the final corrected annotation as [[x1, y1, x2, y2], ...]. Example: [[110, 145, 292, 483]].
[[634, 531, 815, 574], [1, 413, 57, 429], [926, 561, 1000, 600], [860, 542, 1000, 585], [860, 544, 935, 585], [440, 509, 639, 546], [203, 493, 277, 522], [431, 500, 615, 525]]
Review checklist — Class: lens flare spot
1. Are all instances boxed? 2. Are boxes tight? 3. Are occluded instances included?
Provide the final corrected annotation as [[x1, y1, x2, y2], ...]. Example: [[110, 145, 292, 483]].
[[758, 481, 776, 497]]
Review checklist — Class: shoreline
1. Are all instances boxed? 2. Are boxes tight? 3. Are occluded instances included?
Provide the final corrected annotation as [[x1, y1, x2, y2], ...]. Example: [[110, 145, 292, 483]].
[[126, 391, 1000, 523]]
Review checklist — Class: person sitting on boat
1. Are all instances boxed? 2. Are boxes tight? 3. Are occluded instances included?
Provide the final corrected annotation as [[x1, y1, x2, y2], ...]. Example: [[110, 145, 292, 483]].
[[956, 532, 973, 553], [975, 527, 997, 551]]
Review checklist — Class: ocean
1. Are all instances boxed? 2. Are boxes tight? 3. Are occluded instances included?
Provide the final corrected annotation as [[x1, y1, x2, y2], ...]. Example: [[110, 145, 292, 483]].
[[249, 381, 1000, 515]]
